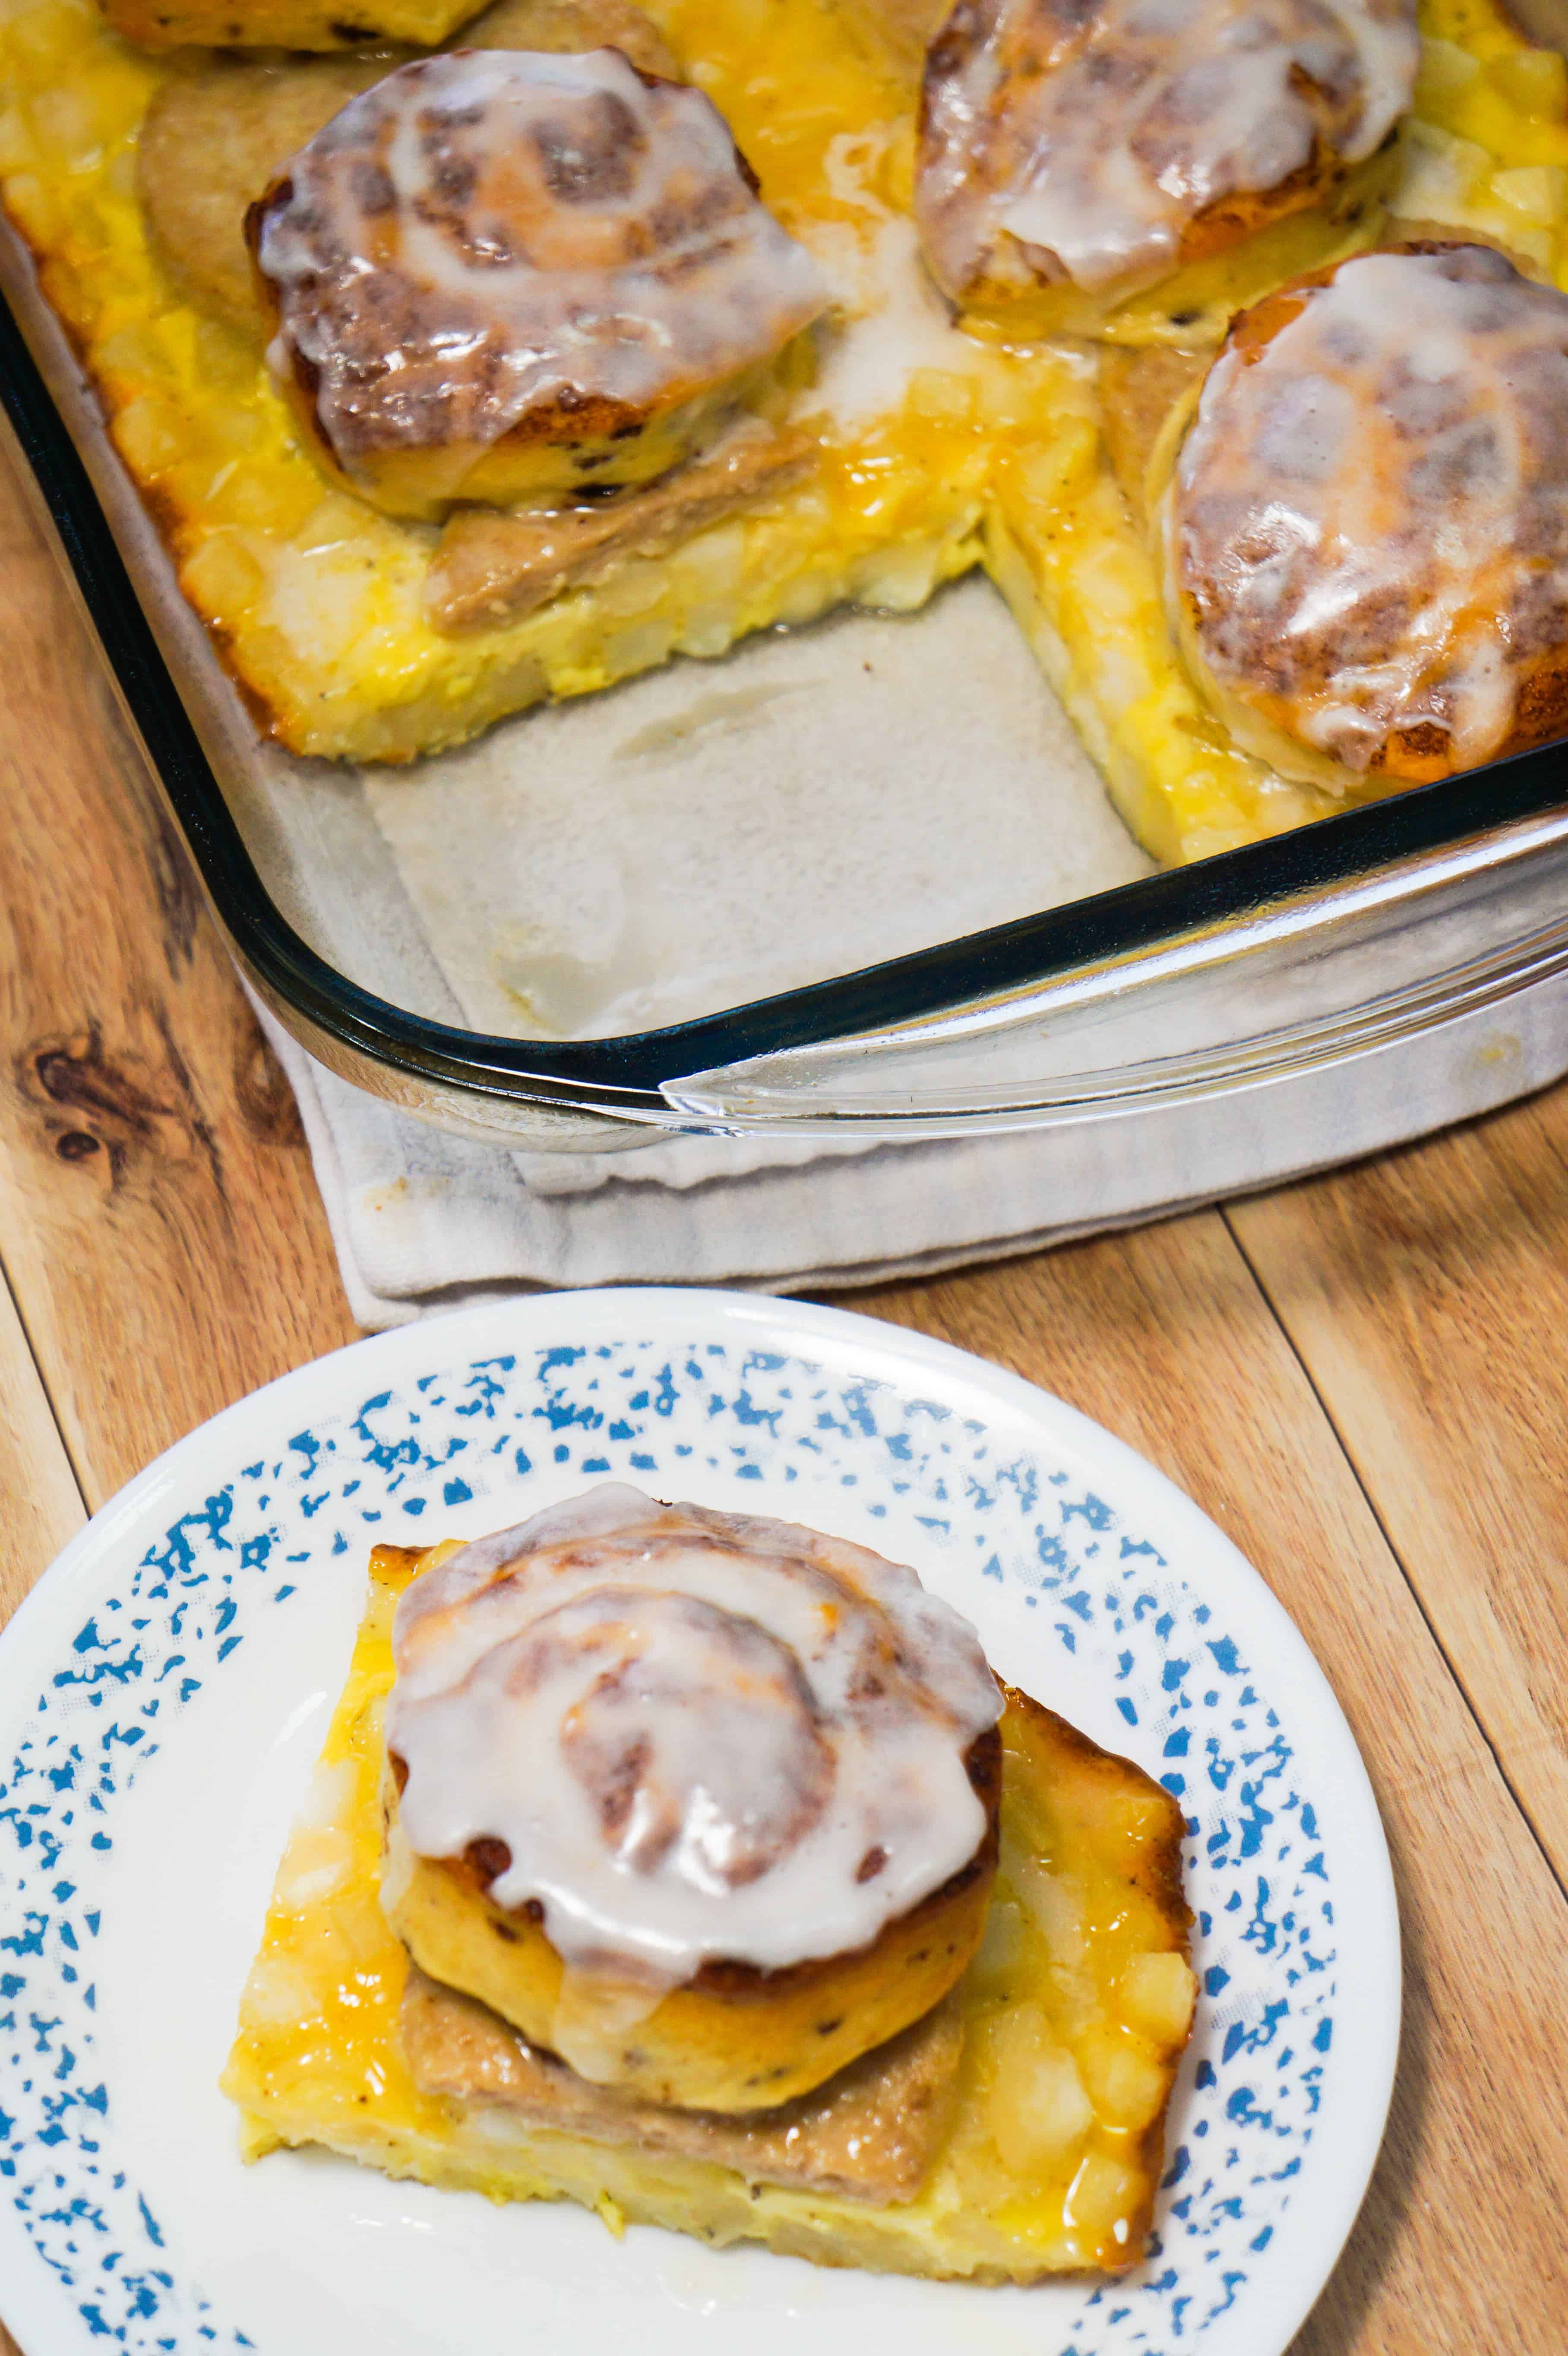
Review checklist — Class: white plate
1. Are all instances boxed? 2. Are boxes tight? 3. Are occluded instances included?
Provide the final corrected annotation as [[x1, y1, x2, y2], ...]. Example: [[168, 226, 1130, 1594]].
[[0, 1289, 1398, 2356]]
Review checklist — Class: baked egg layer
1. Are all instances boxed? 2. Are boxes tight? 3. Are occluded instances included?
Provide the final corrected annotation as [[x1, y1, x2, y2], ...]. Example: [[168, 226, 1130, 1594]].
[[221, 1539, 1197, 2280], [2, 0, 1564, 852]]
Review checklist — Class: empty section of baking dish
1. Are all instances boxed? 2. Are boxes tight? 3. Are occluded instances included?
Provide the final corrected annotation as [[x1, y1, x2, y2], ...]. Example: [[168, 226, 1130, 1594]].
[[5, 218, 1568, 1155]]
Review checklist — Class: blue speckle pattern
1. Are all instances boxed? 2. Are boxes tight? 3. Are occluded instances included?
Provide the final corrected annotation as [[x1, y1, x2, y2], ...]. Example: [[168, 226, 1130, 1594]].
[[0, 1337, 1337, 2353]]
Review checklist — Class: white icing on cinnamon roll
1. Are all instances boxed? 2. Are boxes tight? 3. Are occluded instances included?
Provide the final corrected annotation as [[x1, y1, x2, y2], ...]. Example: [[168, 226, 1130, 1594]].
[[250, 49, 830, 517], [915, 0, 1417, 308], [385, 1484, 1002, 1986], [1166, 244, 1568, 785]]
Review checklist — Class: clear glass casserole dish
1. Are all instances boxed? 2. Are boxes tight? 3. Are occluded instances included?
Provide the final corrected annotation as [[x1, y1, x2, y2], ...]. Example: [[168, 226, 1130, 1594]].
[[7, 218, 1568, 1158]]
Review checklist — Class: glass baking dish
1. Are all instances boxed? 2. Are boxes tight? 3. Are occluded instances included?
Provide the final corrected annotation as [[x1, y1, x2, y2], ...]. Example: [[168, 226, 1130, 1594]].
[[8, 218, 1568, 1155]]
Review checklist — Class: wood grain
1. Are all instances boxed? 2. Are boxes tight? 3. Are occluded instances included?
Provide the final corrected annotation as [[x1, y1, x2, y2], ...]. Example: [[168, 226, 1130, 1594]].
[[0, 443, 358, 1512], [853, 1219, 1568, 2354], [1228, 1085, 1568, 1887], [0, 443, 354, 2356], [0, 1267, 74, 2356], [0, 1266, 85, 1625]]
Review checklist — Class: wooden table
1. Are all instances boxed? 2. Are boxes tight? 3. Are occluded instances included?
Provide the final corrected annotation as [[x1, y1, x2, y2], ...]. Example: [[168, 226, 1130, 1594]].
[[2, 440, 1566, 2356]]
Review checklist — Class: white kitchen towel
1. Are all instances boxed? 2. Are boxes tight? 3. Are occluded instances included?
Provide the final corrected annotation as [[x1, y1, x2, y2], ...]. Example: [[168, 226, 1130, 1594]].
[[253, 974, 1568, 1330]]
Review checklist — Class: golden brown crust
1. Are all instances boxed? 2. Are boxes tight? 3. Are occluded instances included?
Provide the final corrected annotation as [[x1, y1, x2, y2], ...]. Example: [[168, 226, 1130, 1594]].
[[101, 0, 484, 53], [956, 138, 1358, 306], [998, 1680, 1190, 1931], [454, 0, 679, 75], [104, 0, 678, 51], [370, 1542, 434, 1581], [1215, 234, 1492, 369], [1170, 137, 1350, 272], [1344, 649, 1568, 781], [1219, 233, 1548, 367]]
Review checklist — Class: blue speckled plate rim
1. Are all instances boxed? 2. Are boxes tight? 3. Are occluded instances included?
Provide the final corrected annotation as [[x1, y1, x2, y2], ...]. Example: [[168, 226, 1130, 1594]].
[[0, 1286, 1400, 2356]]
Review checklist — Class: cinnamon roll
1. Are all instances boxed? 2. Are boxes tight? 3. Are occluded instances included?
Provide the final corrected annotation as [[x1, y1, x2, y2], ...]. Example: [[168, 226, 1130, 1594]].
[[247, 49, 830, 520], [1162, 243, 1568, 790], [224, 1496, 1197, 2276], [135, 0, 682, 335], [914, 0, 1418, 342], [381, 1484, 1004, 2111]]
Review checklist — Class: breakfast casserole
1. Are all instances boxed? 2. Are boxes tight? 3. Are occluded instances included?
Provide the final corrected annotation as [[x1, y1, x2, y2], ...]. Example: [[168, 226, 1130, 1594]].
[[222, 1489, 1198, 2279], [2, 0, 1566, 861]]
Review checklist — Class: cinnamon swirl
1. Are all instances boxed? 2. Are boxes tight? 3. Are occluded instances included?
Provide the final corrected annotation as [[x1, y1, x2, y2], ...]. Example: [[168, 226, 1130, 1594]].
[[247, 49, 830, 520], [135, 0, 682, 336], [914, 0, 1418, 343], [1162, 243, 1568, 789], [381, 1485, 1004, 2110]]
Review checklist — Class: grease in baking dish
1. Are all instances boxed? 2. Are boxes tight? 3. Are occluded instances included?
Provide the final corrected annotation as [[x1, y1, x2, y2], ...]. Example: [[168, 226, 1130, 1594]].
[[222, 1487, 1198, 2279], [2, 0, 1565, 860]]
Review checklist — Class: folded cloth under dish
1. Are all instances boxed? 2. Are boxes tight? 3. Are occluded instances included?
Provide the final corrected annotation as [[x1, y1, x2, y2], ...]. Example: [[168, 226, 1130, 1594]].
[[252, 980, 1568, 1330]]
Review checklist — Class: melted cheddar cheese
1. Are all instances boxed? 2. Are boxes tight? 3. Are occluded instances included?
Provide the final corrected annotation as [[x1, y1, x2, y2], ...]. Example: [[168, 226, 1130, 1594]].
[[221, 1542, 1197, 2280], [0, 0, 1563, 851]]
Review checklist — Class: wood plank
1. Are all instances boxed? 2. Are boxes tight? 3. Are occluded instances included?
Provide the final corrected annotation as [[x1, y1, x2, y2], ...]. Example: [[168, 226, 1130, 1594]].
[[0, 443, 360, 1514], [0, 1267, 85, 1627], [0, 454, 353, 2356], [851, 1215, 1568, 2353], [1227, 1080, 1568, 1886], [0, 1281, 76, 2355], [0, 1255, 76, 2356]]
